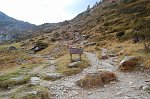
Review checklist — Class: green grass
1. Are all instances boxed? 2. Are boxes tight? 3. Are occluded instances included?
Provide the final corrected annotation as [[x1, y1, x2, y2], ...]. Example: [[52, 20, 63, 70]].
[[10, 85, 51, 99], [0, 64, 38, 89]]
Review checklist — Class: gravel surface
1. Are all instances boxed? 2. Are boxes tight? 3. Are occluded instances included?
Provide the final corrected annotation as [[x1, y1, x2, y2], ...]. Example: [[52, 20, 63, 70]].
[[40, 51, 150, 99]]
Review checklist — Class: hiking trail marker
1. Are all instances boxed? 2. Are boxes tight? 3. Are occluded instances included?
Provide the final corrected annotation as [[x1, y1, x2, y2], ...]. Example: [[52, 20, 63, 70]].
[[69, 47, 83, 61]]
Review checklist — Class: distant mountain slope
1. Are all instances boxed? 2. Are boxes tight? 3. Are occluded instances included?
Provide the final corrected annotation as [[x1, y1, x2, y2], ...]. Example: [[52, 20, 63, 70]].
[[0, 11, 36, 43], [35, 0, 149, 43]]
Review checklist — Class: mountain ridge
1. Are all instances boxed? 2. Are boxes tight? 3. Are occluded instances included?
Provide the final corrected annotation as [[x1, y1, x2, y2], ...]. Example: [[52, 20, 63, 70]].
[[0, 11, 36, 43]]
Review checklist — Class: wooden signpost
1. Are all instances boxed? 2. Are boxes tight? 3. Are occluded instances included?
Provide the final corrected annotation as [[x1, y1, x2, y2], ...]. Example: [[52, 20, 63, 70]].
[[69, 47, 83, 61]]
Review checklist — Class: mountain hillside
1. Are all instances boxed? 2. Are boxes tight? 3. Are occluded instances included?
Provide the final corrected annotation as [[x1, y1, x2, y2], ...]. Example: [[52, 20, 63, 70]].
[[35, 0, 150, 44], [0, 0, 150, 99], [0, 11, 36, 43]]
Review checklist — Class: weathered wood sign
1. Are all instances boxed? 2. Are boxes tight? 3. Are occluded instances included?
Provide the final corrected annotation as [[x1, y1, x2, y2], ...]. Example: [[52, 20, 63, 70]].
[[69, 48, 83, 61]]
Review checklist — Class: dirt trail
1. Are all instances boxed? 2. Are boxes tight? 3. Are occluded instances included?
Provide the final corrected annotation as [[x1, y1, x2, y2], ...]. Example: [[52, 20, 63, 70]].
[[41, 50, 150, 99], [1, 50, 149, 99], [40, 51, 118, 99]]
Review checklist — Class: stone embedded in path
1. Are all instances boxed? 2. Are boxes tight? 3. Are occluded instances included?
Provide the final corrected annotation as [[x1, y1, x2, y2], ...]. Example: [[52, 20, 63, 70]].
[[118, 56, 140, 71], [68, 61, 80, 68], [101, 48, 108, 59], [44, 73, 64, 80], [30, 77, 40, 85], [11, 76, 25, 81], [64, 82, 76, 88]]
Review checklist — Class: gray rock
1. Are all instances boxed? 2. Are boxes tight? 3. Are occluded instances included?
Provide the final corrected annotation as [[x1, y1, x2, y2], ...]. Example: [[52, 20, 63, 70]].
[[45, 73, 64, 80], [124, 96, 138, 99], [129, 81, 134, 86], [101, 48, 108, 59], [30, 77, 40, 85], [116, 91, 123, 96], [28, 91, 38, 95], [11, 76, 24, 81], [64, 82, 76, 88], [68, 62, 79, 68], [142, 86, 149, 90], [87, 92, 92, 95]]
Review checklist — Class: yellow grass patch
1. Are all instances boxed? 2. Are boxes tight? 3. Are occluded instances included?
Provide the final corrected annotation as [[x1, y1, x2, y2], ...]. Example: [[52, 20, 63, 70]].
[[56, 54, 90, 76]]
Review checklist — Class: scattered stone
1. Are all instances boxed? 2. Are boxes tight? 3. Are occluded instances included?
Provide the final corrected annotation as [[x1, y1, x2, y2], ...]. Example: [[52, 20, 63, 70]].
[[124, 96, 138, 99], [10, 76, 24, 81], [97, 69, 108, 72], [118, 56, 140, 71], [64, 82, 76, 88], [63, 89, 68, 93], [68, 62, 80, 68], [145, 80, 150, 82], [142, 86, 149, 90], [113, 59, 118, 62], [49, 60, 57, 64], [129, 81, 134, 86], [30, 77, 40, 85], [50, 57, 56, 60], [44, 73, 64, 80], [110, 81, 116, 84], [109, 54, 116, 57], [87, 92, 92, 95], [72, 91, 79, 96], [116, 91, 123, 96], [101, 48, 108, 59], [28, 91, 38, 95]]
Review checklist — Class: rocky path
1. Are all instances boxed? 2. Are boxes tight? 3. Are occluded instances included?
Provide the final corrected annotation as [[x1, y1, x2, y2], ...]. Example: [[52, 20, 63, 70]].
[[40, 49, 150, 99], [39, 51, 118, 99], [2, 50, 149, 99]]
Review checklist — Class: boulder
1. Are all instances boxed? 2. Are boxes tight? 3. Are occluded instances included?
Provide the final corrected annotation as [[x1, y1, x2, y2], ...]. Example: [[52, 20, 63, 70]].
[[9, 46, 17, 51], [76, 73, 104, 89], [100, 71, 117, 84], [76, 71, 117, 89], [31, 42, 48, 53], [44, 73, 64, 80], [118, 56, 140, 71]]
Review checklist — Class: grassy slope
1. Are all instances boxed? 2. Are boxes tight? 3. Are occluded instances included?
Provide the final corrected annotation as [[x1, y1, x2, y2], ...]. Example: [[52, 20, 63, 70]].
[[70, 0, 150, 68]]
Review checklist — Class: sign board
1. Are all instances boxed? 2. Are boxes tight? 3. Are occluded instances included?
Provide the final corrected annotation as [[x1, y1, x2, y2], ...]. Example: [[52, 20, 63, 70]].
[[69, 48, 83, 54]]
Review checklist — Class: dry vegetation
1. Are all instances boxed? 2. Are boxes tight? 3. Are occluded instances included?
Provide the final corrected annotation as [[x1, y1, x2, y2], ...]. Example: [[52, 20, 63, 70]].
[[56, 54, 90, 76], [76, 71, 117, 89]]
